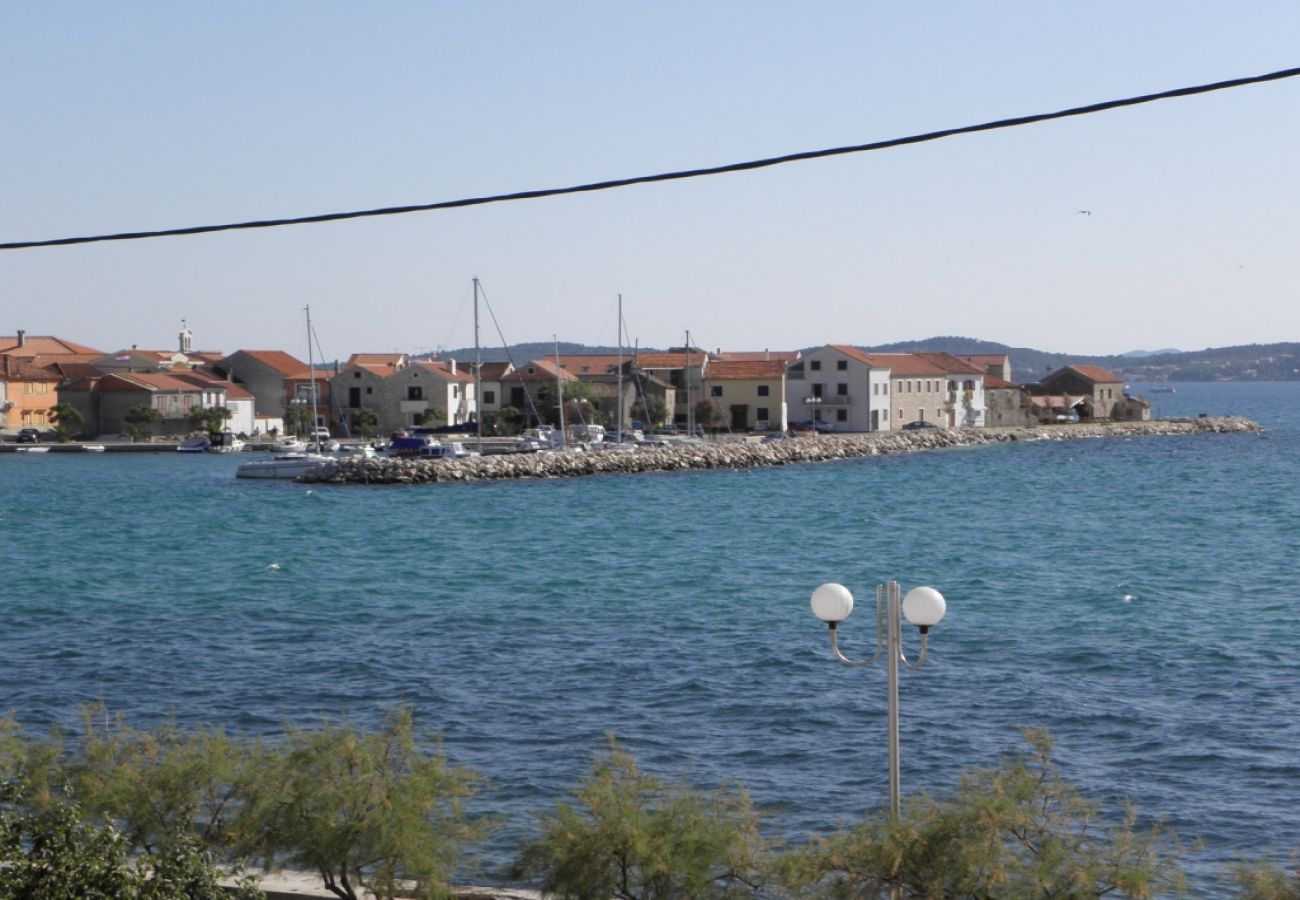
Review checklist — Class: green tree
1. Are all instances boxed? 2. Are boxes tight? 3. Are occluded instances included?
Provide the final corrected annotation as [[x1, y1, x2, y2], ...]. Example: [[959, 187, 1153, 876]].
[[493, 406, 523, 436], [790, 728, 1185, 899], [350, 408, 379, 437], [186, 406, 233, 435], [630, 396, 668, 428], [1227, 856, 1300, 899], [514, 738, 770, 900], [234, 709, 488, 900], [413, 407, 447, 428], [284, 405, 313, 436], [50, 402, 84, 442], [0, 779, 263, 900], [536, 380, 601, 429], [123, 405, 163, 441], [695, 399, 724, 433]]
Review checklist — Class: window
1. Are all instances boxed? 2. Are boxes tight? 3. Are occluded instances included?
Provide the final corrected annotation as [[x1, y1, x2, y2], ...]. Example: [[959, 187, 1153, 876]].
[[837, 359, 848, 371], [757, 384, 769, 397], [711, 385, 722, 397], [757, 407, 769, 420], [407, 386, 423, 401], [812, 383, 824, 398], [366, 387, 372, 395], [483, 390, 496, 405], [452, 385, 459, 398], [837, 383, 848, 396], [354, 371, 362, 379], [837, 409, 848, 422], [810, 360, 821, 371]]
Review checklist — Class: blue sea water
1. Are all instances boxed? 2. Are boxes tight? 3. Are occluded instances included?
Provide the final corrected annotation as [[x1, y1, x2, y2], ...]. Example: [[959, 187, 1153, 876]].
[[2, 382, 1298, 890]]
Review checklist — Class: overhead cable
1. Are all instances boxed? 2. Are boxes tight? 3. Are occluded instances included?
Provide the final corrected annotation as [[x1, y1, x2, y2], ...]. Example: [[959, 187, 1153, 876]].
[[3, 65, 1298, 252]]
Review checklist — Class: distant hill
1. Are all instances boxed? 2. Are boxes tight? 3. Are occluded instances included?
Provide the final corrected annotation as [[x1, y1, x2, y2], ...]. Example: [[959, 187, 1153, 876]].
[[432, 336, 1300, 383]]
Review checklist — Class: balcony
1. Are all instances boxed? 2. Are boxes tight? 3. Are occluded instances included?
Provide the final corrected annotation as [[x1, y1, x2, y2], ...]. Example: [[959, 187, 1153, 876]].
[[807, 395, 851, 406]]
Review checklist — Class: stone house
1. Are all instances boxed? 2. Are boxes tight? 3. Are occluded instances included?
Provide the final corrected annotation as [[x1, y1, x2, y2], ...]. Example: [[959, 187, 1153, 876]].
[[983, 376, 1038, 427], [861, 352, 987, 429], [59, 372, 229, 437], [1034, 365, 1139, 421], [472, 361, 515, 418], [629, 350, 712, 428], [215, 349, 312, 433], [702, 359, 788, 431], [329, 355, 476, 435]]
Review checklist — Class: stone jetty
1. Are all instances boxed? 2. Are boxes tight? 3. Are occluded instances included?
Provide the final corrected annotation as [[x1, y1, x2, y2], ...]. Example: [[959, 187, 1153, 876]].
[[299, 417, 1261, 486]]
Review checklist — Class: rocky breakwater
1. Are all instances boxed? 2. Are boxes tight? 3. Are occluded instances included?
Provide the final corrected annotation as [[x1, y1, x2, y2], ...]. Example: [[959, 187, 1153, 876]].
[[299, 417, 1260, 486]]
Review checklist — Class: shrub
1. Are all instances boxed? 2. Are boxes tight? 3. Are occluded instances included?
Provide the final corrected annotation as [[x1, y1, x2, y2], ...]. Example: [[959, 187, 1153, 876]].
[[514, 737, 770, 899]]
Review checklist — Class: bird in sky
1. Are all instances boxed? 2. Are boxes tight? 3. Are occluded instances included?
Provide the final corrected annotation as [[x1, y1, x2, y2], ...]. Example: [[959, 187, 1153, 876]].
[[1076, 210, 1092, 215]]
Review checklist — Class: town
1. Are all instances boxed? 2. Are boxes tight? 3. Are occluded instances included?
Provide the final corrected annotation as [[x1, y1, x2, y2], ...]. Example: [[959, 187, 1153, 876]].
[[0, 323, 1156, 445]]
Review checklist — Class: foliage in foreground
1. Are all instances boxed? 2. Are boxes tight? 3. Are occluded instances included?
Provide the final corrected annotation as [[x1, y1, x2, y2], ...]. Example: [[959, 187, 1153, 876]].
[[783, 728, 1187, 899], [3, 711, 1297, 899], [0, 779, 262, 900], [514, 737, 770, 899]]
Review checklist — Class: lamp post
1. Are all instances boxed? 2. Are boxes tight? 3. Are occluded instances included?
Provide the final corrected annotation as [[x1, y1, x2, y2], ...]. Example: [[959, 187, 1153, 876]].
[[810, 580, 946, 820], [805, 395, 823, 430]]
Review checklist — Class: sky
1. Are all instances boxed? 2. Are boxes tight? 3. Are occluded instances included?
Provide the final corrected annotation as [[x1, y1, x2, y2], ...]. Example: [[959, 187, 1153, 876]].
[[3, 2, 1299, 361]]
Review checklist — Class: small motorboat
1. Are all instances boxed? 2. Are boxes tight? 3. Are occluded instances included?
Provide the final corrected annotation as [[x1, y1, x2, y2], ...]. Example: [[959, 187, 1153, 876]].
[[177, 436, 211, 453]]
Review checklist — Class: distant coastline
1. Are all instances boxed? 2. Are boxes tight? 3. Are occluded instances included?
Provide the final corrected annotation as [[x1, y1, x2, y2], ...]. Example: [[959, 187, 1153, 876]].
[[302, 417, 1260, 486]]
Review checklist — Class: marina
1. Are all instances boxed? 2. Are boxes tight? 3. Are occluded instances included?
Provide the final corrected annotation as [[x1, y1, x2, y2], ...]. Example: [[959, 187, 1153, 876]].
[[2, 382, 1296, 890]]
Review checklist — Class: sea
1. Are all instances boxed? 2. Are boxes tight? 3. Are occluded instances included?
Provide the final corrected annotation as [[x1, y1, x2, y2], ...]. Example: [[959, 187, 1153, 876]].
[[2, 381, 1297, 892]]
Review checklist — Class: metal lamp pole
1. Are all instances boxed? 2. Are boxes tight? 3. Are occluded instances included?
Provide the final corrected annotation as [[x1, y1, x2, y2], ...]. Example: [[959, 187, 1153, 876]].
[[810, 580, 946, 819]]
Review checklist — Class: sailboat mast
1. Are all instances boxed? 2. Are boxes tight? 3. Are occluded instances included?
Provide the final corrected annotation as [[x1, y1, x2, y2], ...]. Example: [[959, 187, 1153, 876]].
[[306, 304, 320, 450], [685, 329, 693, 436], [617, 294, 623, 437], [473, 277, 482, 453], [554, 334, 565, 447]]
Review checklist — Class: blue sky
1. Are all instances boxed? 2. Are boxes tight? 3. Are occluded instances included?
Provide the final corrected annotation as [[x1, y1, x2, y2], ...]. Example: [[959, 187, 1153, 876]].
[[3, 2, 1298, 360]]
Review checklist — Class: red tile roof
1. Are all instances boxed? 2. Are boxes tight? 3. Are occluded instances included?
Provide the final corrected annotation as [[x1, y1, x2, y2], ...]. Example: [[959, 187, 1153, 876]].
[[227, 350, 309, 375], [0, 356, 59, 381], [555, 354, 625, 376], [345, 353, 406, 370], [1062, 364, 1124, 384], [705, 359, 786, 380], [0, 335, 101, 356], [412, 360, 474, 382], [984, 376, 1020, 389], [634, 352, 709, 369], [509, 359, 578, 383], [715, 350, 801, 363], [473, 361, 514, 381]]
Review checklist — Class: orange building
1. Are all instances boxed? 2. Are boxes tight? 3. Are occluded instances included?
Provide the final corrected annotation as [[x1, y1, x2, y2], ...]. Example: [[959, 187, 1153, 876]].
[[1, 355, 62, 431]]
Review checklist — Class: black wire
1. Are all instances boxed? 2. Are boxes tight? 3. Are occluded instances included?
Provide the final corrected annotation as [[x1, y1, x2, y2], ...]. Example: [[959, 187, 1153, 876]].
[[3, 65, 1298, 252]]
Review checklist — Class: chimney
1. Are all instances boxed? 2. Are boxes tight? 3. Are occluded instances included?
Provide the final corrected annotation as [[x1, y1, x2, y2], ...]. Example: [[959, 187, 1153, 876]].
[[450, 359, 457, 375], [16, 329, 25, 348], [764, 348, 769, 361]]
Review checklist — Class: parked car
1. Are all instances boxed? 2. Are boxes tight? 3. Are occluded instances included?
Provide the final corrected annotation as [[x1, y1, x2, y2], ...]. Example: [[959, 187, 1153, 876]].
[[790, 420, 833, 433], [16, 428, 40, 443], [901, 420, 940, 431]]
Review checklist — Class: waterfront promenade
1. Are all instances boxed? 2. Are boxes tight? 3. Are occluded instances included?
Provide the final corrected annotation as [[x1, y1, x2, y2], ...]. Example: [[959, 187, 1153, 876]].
[[302, 417, 1260, 485]]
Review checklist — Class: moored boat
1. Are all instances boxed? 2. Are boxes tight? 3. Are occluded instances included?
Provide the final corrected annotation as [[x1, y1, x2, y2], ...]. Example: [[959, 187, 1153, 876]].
[[235, 452, 332, 480]]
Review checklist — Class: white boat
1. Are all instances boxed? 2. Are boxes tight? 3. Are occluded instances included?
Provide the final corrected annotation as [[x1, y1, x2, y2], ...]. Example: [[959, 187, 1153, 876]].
[[235, 451, 332, 480], [177, 436, 211, 453], [272, 438, 306, 453], [81, 444, 106, 452], [16, 446, 49, 453]]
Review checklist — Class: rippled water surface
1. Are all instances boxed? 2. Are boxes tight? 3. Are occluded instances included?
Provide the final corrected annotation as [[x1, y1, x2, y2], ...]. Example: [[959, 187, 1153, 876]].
[[3, 382, 1298, 889]]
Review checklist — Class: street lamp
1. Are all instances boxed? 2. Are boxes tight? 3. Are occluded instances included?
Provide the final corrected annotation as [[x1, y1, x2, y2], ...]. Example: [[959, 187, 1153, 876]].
[[810, 580, 946, 820]]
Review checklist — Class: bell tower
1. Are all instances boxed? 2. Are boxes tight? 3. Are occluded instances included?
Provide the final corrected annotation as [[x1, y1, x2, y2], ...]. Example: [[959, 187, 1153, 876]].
[[179, 319, 193, 354]]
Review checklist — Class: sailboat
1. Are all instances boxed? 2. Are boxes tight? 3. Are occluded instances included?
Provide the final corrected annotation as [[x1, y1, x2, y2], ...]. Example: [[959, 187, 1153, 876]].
[[236, 306, 333, 480]]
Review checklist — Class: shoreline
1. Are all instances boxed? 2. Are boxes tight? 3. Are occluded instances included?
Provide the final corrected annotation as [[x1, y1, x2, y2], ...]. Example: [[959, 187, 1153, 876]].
[[300, 417, 1261, 486]]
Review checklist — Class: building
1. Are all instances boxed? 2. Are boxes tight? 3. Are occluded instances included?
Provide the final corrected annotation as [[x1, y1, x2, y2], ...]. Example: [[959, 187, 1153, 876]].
[[1033, 365, 1144, 421], [0, 331, 101, 359], [1, 355, 62, 433], [329, 355, 476, 435], [702, 359, 788, 431], [58, 372, 230, 437], [786, 346, 892, 431], [215, 350, 313, 434]]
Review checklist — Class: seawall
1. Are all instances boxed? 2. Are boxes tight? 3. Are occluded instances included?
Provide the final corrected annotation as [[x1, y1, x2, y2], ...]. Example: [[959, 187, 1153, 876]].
[[299, 417, 1261, 486]]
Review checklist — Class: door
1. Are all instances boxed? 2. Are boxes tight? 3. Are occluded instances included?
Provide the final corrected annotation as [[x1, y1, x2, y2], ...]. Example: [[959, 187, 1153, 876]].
[[729, 404, 748, 430]]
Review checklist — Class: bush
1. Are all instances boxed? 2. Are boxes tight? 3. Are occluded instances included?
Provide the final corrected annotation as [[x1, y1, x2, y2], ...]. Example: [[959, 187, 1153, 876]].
[[234, 709, 489, 900], [514, 738, 770, 899], [789, 729, 1186, 899], [0, 779, 262, 900]]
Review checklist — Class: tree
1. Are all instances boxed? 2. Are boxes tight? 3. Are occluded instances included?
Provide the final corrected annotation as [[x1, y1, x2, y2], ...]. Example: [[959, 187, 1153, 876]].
[[234, 709, 488, 900], [123, 405, 163, 441], [493, 407, 524, 436], [413, 407, 447, 428], [536, 381, 601, 429], [185, 406, 233, 435], [695, 399, 724, 432], [790, 729, 1186, 899], [514, 738, 770, 900], [50, 402, 84, 442], [0, 779, 262, 900], [284, 405, 314, 436], [350, 408, 379, 437], [630, 396, 668, 428]]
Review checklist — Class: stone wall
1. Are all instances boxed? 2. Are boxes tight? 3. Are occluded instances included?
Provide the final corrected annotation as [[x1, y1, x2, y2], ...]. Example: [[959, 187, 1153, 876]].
[[301, 417, 1260, 486]]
